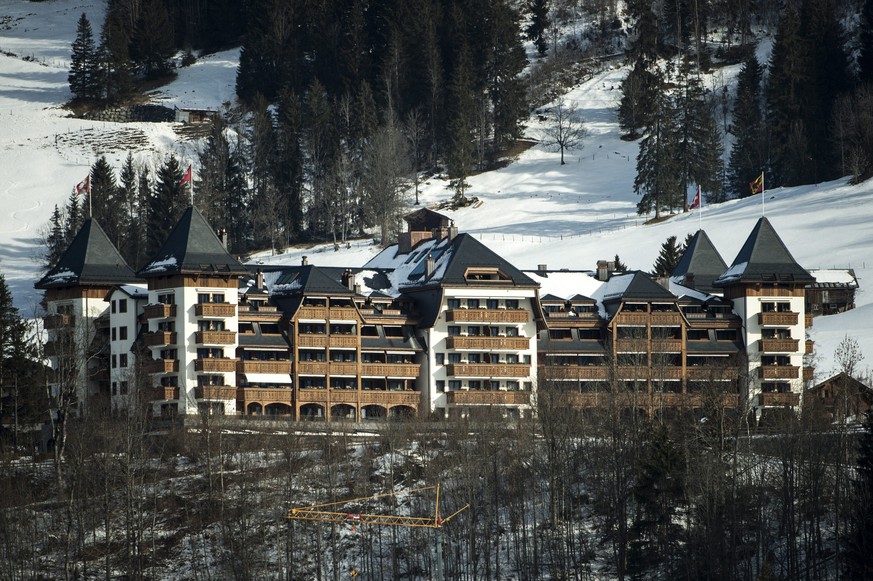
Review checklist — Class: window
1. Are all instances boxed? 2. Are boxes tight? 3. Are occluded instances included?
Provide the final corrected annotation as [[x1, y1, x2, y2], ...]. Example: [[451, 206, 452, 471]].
[[198, 293, 211, 304], [467, 299, 480, 308], [197, 348, 223, 358], [260, 323, 280, 335], [467, 326, 481, 336], [487, 299, 498, 309], [447, 326, 461, 336], [119, 326, 128, 341], [436, 353, 444, 365], [111, 327, 117, 341], [468, 353, 481, 363], [120, 381, 128, 395], [449, 380, 461, 390], [524, 355, 531, 364], [505, 327, 519, 337], [436, 380, 445, 392], [119, 299, 128, 313], [469, 380, 482, 390], [198, 320, 225, 331], [111, 300, 116, 314], [505, 354, 518, 364], [120, 354, 128, 368], [448, 353, 461, 363], [160, 348, 177, 360], [112, 382, 117, 395], [111, 355, 117, 368], [506, 380, 519, 390], [157, 293, 174, 305], [447, 299, 461, 309]]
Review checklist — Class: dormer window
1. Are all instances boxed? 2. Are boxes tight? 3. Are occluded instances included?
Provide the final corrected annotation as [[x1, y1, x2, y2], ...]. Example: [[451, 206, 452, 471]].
[[464, 267, 509, 281]]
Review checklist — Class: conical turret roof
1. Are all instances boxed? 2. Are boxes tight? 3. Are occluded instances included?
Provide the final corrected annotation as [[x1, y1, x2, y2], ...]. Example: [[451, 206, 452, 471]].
[[671, 230, 728, 293], [35, 219, 140, 289], [714, 217, 814, 286], [138, 207, 248, 277]]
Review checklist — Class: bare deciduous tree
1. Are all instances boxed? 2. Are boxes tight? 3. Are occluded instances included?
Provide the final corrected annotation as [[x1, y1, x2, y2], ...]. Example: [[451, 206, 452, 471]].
[[541, 98, 586, 164]]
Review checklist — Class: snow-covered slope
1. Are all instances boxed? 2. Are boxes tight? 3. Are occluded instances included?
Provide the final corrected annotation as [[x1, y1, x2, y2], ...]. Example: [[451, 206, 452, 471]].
[[1, 0, 871, 380]]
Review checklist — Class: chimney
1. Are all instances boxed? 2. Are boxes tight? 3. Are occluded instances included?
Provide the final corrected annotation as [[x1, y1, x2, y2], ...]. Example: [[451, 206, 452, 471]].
[[354, 283, 362, 294], [425, 253, 435, 278], [537, 264, 548, 275], [447, 224, 458, 241], [596, 260, 610, 282], [256, 269, 265, 289], [301, 256, 308, 266], [342, 269, 355, 291], [217, 228, 228, 249], [656, 275, 671, 289]]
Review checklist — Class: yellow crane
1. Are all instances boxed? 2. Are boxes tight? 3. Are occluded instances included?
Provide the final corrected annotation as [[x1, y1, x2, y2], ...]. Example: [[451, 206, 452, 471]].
[[288, 484, 469, 579]]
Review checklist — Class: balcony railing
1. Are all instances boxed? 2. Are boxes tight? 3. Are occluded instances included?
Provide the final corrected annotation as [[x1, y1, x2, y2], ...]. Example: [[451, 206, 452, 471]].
[[195, 303, 236, 317], [146, 386, 179, 400], [758, 365, 800, 380], [758, 312, 798, 326], [238, 360, 290, 374], [446, 363, 530, 377], [803, 366, 815, 382], [296, 388, 329, 405], [539, 365, 608, 380], [328, 335, 358, 348], [446, 309, 528, 323], [144, 304, 176, 319], [195, 386, 237, 400], [144, 331, 177, 347], [297, 334, 328, 348], [615, 312, 648, 325], [237, 387, 292, 403], [805, 339, 815, 354], [446, 390, 531, 405], [759, 338, 800, 353], [650, 312, 682, 325], [686, 366, 739, 380], [144, 359, 179, 374], [195, 358, 238, 372], [297, 361, 329, 375], [296, 306, 359, 321], [43, 313, 73, 329], [651, 339, 683, 352], [361, 363, 420, 377], [446, 336, 530, 350], [653, 392, 740, 408], [758, 392, 800, 407], [195, 330, 236, 345], [360, 391, 419, 406]]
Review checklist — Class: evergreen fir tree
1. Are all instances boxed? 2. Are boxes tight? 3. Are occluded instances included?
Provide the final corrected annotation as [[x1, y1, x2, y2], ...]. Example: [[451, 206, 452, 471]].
[[488, 0, 528, 150], [614, 254, 628, 272], [526, 0, 549, 56], [89, 156, 121, 248], [634, 94, 681, 219], [860, 0, 873, 84], [147, 156, 187, 257], [118, 153, 141, 267], [728, 55, 765, 198], [652, 236, 682, 276], [43, 205, 66, 272], [618, 57, 661, 139], [446, 41, 475, 202], [98, 5, 134, 103], [63, 191, 84, 243], [275, 89, 305, 243], [68, 13, 100, 101], [131, 0, 174, 79], [766, 4, 808, 186]]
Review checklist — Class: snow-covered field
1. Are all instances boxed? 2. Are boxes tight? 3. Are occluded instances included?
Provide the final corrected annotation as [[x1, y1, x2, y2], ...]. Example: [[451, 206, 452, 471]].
[[1, 0, 871, 380]]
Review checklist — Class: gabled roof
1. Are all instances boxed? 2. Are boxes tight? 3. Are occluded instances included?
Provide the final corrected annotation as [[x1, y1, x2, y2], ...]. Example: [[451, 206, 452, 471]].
[[415, 233, 538, 288], [540, 293, 565, 302], [600, 271, 676, 303], [671, 230, 728, 293], [36, 219, 141, 289], [271, 265, 355, 296], [138, 207, 248, 277], [404, 207, 452, 231], [714, 217, 815, 286]]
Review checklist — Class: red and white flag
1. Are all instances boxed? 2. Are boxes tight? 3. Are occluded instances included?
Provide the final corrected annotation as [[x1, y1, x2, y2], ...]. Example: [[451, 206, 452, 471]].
[[689, 186, 701, 210], [75, 175, 91, 196], [179, 165, 192, 185]]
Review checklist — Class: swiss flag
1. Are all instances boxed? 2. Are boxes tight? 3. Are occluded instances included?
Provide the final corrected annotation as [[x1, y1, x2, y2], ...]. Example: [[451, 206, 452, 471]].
[[179, 165, 192, 185], [689, 186, 701, 210], [75, 175, 90, 196]]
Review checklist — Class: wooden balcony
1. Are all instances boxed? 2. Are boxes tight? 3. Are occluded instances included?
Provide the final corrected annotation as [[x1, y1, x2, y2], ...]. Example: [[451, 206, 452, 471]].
[[652, 392, 740, 409], [686, 366, 739, 380], [238, 360, 290, 374], [615, 312, 649, 325], [805, 313, 813, 328], [237, 387, 292, 403], [328, 335, 358, 348], [446, 336, 530, 350], [195, 386, 237, 400], [144, 304, 176, 319], [650, 339, 682, 352], [446, 390, 531, 406], [297, 361, 329, 375], [195, 358, 238, 372], [296, 306, 359, 321], [759, 338, 800, 353], [195, 303, 236, 317], [758, 312, 798, 326], [239, 304, 278, 314], [195, 330, 236, 345], [757, 392, 800, 407], [803, 366, 815, 382], [361, 363, 420, 377], [296, 388, 329, 405], [329, 362, 359, 375], [539, 365, 608, 380], [446, 363, 530, 377], [297, 334, 328, 348], [43, 313, 73, 330], [446, 309, 529, 323], [146, 386, 179, 400], [359, 391, 419, 406], [144, 331, 176, 347], [759, 365, 800, 380], [805, 339, 814, 355], [615, 339, 648, 352], [144, 359, 179, 374], [650, 312, 682, 325]]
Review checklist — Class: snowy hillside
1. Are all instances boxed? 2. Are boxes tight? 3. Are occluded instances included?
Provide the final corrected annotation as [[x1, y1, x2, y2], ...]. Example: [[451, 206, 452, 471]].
[[1, 0, 871, 380]]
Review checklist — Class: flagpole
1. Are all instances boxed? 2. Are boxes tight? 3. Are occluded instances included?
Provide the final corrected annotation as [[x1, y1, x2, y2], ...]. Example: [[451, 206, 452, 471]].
[[698, 188, 702, 231], [89, 187, 92, 218], [761, 172, 765, 217]]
